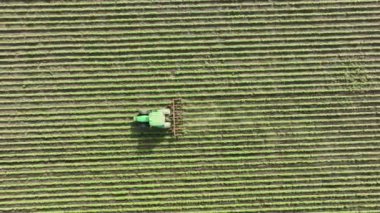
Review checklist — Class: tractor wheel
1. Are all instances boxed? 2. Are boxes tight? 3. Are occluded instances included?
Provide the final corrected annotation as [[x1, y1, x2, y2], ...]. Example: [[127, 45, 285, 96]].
[[138, 109, 150, 115], [161, 108, 171, 115], [163, 122, 171, 129], [138, 123, 149, 129]]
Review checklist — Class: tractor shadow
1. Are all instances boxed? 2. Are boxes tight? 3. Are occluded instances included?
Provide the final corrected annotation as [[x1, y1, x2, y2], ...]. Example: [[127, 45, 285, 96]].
[[131, 123, 170, 154]]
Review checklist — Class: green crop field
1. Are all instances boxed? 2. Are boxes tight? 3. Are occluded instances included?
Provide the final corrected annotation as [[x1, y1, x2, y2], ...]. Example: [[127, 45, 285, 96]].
[[0, 0, 379, 212]]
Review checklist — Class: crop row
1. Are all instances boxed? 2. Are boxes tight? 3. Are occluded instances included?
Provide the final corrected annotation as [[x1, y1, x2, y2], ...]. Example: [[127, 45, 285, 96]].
[[3, 36, 379, 55], [0, 11, 379, 24], [2, 162, 379, 186], [2, 34, 380, 55], [2, 40, 379, 59], [1, 53, 377, 70], [70, 204, 380, 213], [73, 206, 380, 213], [3, 9, 379, 26], [1, 143, 378, 168], [0, 135, 377, 158], [1, 54, 378, 70], [2, 44, 379, 64], [0, 90, 377, 108], [0, 133, 377, 153], [2, 75, 378, 94], [188, 124, 379, 135], [2, 22, 378, 41], [0, 3, 262, 13], [8, 188, 380, 205], [2, 17, 379, 34], [3, 188, 379, 204], [2, 28, 379, 46], [0, 0, 377, 8], [0, 196, 379, 212], [33, 205, 380, 213], [4, 162, 380, 186], [1, 62, 374, 78], [1, 83, 378, 102], [1, 177, 379, 196], [2, 70, 378, 87], [0, 92, 377, 111], [1, 62, 377, 78], [6, 194, 380, 211], [0, 0, 377, 13], [0, 132, 375, 152], [1, 193, 379, 212], [0, 142, 378, 165], [1, 149, 379, 170], [8, 98, 377, 114], [1, 185, 380, 206], [187, 106, 379, 116], [2, 14, 378, 27], [1, 179, 379, 202], [2, 168, 379, 191], [2, 162, 379, 184]]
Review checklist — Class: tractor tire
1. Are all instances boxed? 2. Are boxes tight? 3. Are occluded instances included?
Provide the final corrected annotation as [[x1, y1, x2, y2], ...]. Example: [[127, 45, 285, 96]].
[[161, 108, 171, 115], [138, 109, 150, 115], [163, 122, 171, 129], [138, 123, 149, 129]]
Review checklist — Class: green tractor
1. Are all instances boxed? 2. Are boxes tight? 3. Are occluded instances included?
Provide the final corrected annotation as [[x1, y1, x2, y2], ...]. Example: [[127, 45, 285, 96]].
[[133, 99, 183, 137]]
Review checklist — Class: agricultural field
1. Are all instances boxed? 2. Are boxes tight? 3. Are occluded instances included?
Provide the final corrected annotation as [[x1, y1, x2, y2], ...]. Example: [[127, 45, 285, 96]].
[[0, 0, 379, 212]]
